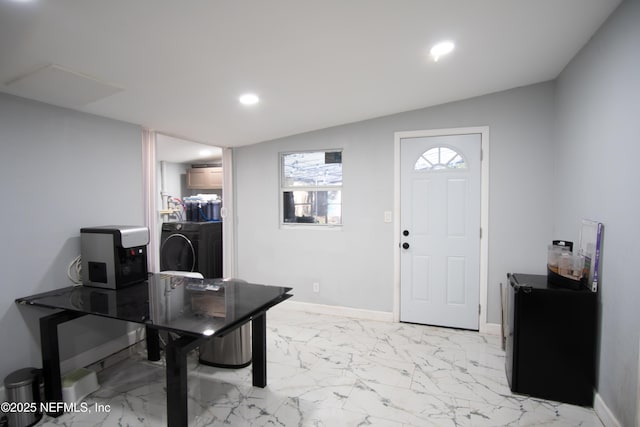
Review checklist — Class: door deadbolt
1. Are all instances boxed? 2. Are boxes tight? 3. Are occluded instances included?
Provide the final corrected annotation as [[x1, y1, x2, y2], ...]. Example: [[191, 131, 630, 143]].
[[403, 230, 409, 236]]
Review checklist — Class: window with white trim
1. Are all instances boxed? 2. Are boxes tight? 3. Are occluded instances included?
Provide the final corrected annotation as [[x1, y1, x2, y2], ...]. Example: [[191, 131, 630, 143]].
[[414, 146, 466, 171], [280, 150, 342, 225]]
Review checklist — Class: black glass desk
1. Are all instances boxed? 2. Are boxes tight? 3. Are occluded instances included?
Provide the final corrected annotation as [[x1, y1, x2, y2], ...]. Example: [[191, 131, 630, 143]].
[[16, 274, 292, 427]]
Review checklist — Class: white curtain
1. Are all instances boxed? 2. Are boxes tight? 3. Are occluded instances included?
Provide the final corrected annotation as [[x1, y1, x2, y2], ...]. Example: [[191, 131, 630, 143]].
[[142, 129, 159, 273], [222, 147, 236, 278]]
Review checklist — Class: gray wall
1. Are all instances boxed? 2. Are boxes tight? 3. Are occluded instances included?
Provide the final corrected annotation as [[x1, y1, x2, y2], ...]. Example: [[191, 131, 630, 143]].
[[554, 0, 640, 425], [0, 93, 143, 382], [234, 81, 556, 319], [156, 160, 189, 219]]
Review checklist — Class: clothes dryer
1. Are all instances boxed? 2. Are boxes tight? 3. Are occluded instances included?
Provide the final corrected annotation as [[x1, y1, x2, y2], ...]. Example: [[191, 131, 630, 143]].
[[160, 222, 222, 278]]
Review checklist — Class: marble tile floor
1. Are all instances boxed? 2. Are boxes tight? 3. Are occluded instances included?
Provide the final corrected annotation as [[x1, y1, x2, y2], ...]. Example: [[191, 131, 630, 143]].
[[37, 305, 603, 426]]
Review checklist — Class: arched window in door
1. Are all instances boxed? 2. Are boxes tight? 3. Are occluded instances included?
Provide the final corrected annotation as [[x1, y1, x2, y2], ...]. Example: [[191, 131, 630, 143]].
[[414, 146, 467, 171]]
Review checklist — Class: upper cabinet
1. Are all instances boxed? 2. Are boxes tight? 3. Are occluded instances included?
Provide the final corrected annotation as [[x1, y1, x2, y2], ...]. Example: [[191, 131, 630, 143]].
[[187, 166, 222, 189]]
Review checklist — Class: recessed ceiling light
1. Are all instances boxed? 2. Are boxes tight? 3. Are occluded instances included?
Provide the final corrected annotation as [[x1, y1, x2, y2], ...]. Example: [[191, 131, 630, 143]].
[[199, 149, 212, 157], [430, 41, 455, 62], [239, 93, 260, 105]]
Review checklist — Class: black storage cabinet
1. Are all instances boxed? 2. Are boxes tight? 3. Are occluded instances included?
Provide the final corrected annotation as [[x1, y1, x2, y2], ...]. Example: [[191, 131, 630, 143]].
[[505, 273, 597, 406]]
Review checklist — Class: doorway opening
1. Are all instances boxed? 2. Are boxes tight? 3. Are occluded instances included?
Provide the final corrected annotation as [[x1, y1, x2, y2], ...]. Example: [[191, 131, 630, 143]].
[[142, 132, 235, 278]]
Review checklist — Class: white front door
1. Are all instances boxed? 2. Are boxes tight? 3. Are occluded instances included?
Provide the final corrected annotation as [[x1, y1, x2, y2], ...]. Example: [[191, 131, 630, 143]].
[[400, 133, 481, 330]]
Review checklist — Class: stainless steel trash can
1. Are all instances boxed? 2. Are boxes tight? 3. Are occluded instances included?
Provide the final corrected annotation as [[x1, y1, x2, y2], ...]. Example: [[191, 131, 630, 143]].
[[198, 278, 252, 368], [4, 368, 43, 427], [199, 323, 252, 368]]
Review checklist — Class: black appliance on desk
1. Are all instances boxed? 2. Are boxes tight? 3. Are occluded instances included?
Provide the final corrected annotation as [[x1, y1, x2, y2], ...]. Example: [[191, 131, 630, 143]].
[[505, 273, 596, 406]]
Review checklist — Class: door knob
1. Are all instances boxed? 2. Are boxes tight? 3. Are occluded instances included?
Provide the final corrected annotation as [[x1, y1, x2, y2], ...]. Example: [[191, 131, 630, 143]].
[[402, 242, 410, 249]]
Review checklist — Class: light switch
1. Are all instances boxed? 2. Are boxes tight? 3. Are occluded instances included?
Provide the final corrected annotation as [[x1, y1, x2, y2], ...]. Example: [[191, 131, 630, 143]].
[[384, 211, 392, 223]]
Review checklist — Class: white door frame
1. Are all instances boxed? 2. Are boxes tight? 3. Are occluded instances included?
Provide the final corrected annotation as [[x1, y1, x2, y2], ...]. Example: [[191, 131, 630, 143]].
[[393, 126, 491, 333]]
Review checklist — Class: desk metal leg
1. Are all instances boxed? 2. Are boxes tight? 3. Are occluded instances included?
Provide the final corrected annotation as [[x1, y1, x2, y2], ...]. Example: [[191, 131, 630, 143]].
[[40, 311, 86, 417], [145, 326, 160, 361], [165, 334, 202, 427], [251, 311, 267, 387]]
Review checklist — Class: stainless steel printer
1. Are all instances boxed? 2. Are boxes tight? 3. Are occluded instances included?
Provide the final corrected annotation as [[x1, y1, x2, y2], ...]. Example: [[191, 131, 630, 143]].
[[81, 226, 149, 289]]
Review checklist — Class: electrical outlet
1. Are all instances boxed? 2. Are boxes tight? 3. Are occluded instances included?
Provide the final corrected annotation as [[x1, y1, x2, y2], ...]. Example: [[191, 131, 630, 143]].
[[313, 282, 320, 293]]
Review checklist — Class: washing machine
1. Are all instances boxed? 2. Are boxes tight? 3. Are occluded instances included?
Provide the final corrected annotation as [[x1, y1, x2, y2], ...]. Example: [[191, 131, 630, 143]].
[[160, 222, 223, 278]]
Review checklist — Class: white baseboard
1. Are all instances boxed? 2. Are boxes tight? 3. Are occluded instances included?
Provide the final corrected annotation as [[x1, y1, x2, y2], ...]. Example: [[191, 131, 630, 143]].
[[60, 327, 144, 375], [594, 392, 622, 427], [279, 300, 394, 322]]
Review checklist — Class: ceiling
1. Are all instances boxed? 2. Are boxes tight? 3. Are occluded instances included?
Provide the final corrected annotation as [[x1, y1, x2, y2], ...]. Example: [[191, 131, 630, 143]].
[[0, 0, 621, 150], [156, 134, 222, 164]]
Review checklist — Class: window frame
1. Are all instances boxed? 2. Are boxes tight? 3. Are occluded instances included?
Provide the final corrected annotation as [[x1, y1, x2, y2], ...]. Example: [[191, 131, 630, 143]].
[[279, 149, 343, 228]]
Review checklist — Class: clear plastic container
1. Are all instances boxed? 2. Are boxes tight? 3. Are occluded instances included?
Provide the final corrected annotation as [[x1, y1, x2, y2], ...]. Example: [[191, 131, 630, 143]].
[[558, 253, 585, 280], [557, 253, 572, 276], [547, 244, 571, 272], [571, 255, 586, 279]]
